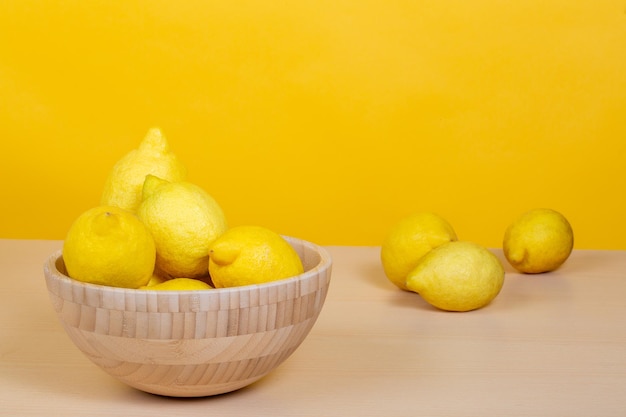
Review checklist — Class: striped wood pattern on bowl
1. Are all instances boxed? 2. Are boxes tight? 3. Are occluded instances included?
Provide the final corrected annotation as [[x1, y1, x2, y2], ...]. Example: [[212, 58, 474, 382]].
[[43, 236, 332, 397]]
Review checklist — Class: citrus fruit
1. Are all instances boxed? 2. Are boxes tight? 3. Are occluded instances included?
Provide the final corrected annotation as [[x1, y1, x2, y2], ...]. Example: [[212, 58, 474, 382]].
[[101, 127, 187, 213], [140, 277, 213, 291], [137, 175, 228, 278], [405, 241, 505, 312], [145, 268, 170, 286], [63, 205, 156, 288], [503, 208, 574, 273], [381, 212, 458, 290], [208, 225, 304, 288]]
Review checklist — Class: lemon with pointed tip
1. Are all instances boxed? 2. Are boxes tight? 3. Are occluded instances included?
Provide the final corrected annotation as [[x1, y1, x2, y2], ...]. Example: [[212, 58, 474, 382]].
[[101, 127, 187, 213], [208, 225, 304, 288], [503, 208, 574, 274], [381, 212, 458, 290], [406, 241, 505, 312], [137, 175, 228, 279], [63, 205, 156, 288], [140, 277, 213, 291]]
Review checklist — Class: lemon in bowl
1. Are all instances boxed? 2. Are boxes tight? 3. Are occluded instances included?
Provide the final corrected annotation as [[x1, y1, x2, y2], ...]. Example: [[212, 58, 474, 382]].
[[209, 225, 304, 288], [100, 127, 187, 213], [137, 175, 228, 279], [62, 205, 156, 289], [43, 235, 332, 397]]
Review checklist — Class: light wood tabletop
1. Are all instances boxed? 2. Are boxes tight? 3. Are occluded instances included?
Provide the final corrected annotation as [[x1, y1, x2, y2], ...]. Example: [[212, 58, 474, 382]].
[[1, 239, 625, 416]]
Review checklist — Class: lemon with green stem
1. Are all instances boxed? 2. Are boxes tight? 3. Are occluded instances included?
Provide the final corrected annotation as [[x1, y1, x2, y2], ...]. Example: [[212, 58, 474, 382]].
[[137, 175, 228, 279]]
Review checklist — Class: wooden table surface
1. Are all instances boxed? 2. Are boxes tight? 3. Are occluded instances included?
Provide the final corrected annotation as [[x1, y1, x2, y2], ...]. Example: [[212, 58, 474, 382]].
[[1, 239, 626, 416]]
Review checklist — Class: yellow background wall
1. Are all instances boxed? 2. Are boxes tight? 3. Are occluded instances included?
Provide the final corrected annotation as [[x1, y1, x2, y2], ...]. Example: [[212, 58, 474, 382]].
[[1, 1, 625, 249]]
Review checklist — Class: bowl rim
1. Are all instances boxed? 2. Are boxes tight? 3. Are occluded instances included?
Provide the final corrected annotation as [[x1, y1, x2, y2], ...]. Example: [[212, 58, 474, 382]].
[[44, 235, 332, 295]]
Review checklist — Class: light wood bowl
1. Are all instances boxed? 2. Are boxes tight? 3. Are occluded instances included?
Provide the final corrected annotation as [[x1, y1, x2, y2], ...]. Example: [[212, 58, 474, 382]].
[[43, 236, 332, 397]]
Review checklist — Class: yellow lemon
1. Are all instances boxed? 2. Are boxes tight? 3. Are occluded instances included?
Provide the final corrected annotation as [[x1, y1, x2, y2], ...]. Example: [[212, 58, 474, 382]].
[[208, 225, 304, 288], [101, 127, 187, 213], [503, 208, 574, 273], [137, 175, 228, 278], [380, 212, 458, 290], [406, 241, 505, 312], [63, 205, 156, 288], [145, 268, 171, 286], [140, 277, 213, 291]]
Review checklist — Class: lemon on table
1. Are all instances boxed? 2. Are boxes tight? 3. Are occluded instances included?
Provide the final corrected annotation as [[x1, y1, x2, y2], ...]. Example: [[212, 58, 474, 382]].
[[503, 208, 574, 274], [140, 277, 213, 291], [405, 241, 505, 312], [380, 212, 458, 290], [208, 225, 304, 288], [63, 205, 156, 288], [101, 127, 187, 213], [137, 175, 228, 279]]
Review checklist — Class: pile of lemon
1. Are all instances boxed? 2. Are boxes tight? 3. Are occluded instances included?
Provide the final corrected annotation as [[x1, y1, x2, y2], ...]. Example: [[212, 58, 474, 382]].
[[63, 128, 303, 291], [381, 209, 573, 312]]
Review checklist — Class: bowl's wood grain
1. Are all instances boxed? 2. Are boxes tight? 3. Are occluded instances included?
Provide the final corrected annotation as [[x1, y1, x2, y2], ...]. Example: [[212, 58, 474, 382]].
[[44, 237, 332, 397]]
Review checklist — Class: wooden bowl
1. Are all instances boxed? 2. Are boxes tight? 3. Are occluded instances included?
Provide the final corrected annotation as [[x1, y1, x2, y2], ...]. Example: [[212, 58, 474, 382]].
[[43, 236, 332, 397]]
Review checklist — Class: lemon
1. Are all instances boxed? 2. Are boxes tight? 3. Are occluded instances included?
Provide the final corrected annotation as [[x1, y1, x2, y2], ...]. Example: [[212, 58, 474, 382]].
[[208, 225, 304, 288], [140, 277, 213, 291], [101, 127, 187, 213], [380, 212, 458, 290], [503, 208, 574, 273], [405, 241, 505, 312], [145, 268, 171, 286], [137, 175, 228, 278], [63, 205, 156, 288]]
